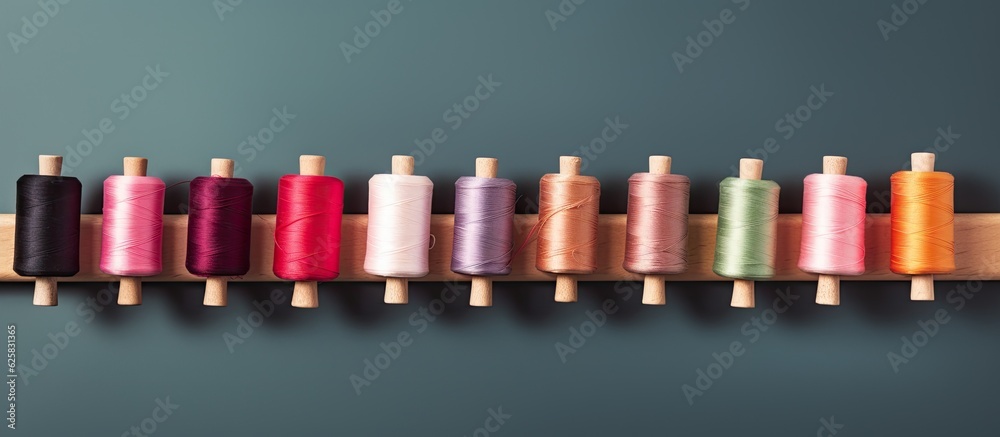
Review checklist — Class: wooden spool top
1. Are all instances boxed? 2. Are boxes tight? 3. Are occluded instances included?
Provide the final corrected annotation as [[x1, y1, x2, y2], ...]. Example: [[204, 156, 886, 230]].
[[39, 155, 63, 177], [823, 156, 848, 175], [560, 156, 581, 176], [300, 155, 326, 176], [124, 157, 148, 177], [211, 158, 235, 178], [739, 158, 763, 180], [476, 157, 498, 178], [649, 156, 672, 175], [912, 152, 935, 172], [392, 155, 415, 176]]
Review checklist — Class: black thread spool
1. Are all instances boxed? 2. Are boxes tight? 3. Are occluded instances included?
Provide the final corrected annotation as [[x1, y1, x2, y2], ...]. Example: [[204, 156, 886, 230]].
[[14, 155, 82, 306]]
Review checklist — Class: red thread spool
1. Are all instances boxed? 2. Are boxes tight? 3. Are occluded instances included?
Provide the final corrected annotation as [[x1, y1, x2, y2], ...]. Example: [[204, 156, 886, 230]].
[[273, 155, 344, 308]]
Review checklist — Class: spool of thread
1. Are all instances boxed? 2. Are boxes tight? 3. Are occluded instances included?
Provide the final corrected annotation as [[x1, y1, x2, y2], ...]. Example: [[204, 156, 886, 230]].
[[623, 156, 690, 305], [186, 158, 254, 307], [273, 155, 344, 308], [14, 155, 82, 306], [100, 157, 166, 306], [365, 155, 434, 304], [713, 158, 780, 308], [536, 156, 601, 303], [452, 157, 517, 307], [798, 156, 867, 306], [890, 152, 955, 301]]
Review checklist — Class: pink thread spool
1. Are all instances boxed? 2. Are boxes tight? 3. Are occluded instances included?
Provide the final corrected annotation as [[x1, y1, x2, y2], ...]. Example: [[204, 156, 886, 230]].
[[798, 156, 867, 305], [100, 157, 165, 306]]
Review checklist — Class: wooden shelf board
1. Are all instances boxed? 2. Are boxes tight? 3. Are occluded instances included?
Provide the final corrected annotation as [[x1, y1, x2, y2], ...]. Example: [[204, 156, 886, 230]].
[[0, 214, 994, 283]]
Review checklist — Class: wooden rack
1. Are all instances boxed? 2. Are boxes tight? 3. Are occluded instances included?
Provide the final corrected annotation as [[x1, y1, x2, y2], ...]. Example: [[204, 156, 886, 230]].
[[0, 213, 994, 282]]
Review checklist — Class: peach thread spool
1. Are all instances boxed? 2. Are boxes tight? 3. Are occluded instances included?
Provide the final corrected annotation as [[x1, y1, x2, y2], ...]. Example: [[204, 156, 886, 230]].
[[536, 156, 601, 303]]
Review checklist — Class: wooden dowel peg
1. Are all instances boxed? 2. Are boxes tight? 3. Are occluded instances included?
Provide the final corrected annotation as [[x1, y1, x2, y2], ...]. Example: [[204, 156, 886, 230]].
[[641, 155, 673, 306], [384, 155, 416, 304], [203, 158, 236, 307], [32, 155, 64, 306], [731, 158, 763, 309], [554, 156, 582, 303], [470, 157, 499, 307], [555, 275, 578, 303], [910, 152, 936, 301], [118, 157, 148, 306], [289, 155, 326, 309], [816, 156, 848, 306]]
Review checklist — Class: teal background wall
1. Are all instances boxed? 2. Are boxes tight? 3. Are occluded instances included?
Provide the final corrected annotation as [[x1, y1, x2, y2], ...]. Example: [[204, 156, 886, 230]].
[[2, 1, 999, 435]]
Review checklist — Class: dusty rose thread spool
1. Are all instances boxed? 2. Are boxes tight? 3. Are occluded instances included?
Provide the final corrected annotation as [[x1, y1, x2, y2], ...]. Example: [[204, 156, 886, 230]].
[[798, 156, 867, 305], [623, 156, 690, 305]]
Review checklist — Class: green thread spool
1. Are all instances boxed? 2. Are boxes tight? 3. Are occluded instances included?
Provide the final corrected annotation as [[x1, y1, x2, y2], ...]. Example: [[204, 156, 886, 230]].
[[713, 159, 780, 308]]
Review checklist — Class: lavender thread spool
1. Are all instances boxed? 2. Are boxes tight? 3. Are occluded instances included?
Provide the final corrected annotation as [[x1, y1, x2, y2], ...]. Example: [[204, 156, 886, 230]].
[[452, 158, 516, 307]]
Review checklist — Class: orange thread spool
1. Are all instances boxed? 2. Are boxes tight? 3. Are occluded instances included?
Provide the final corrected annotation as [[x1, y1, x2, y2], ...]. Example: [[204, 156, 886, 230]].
[[890, 152, 955, 300]]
